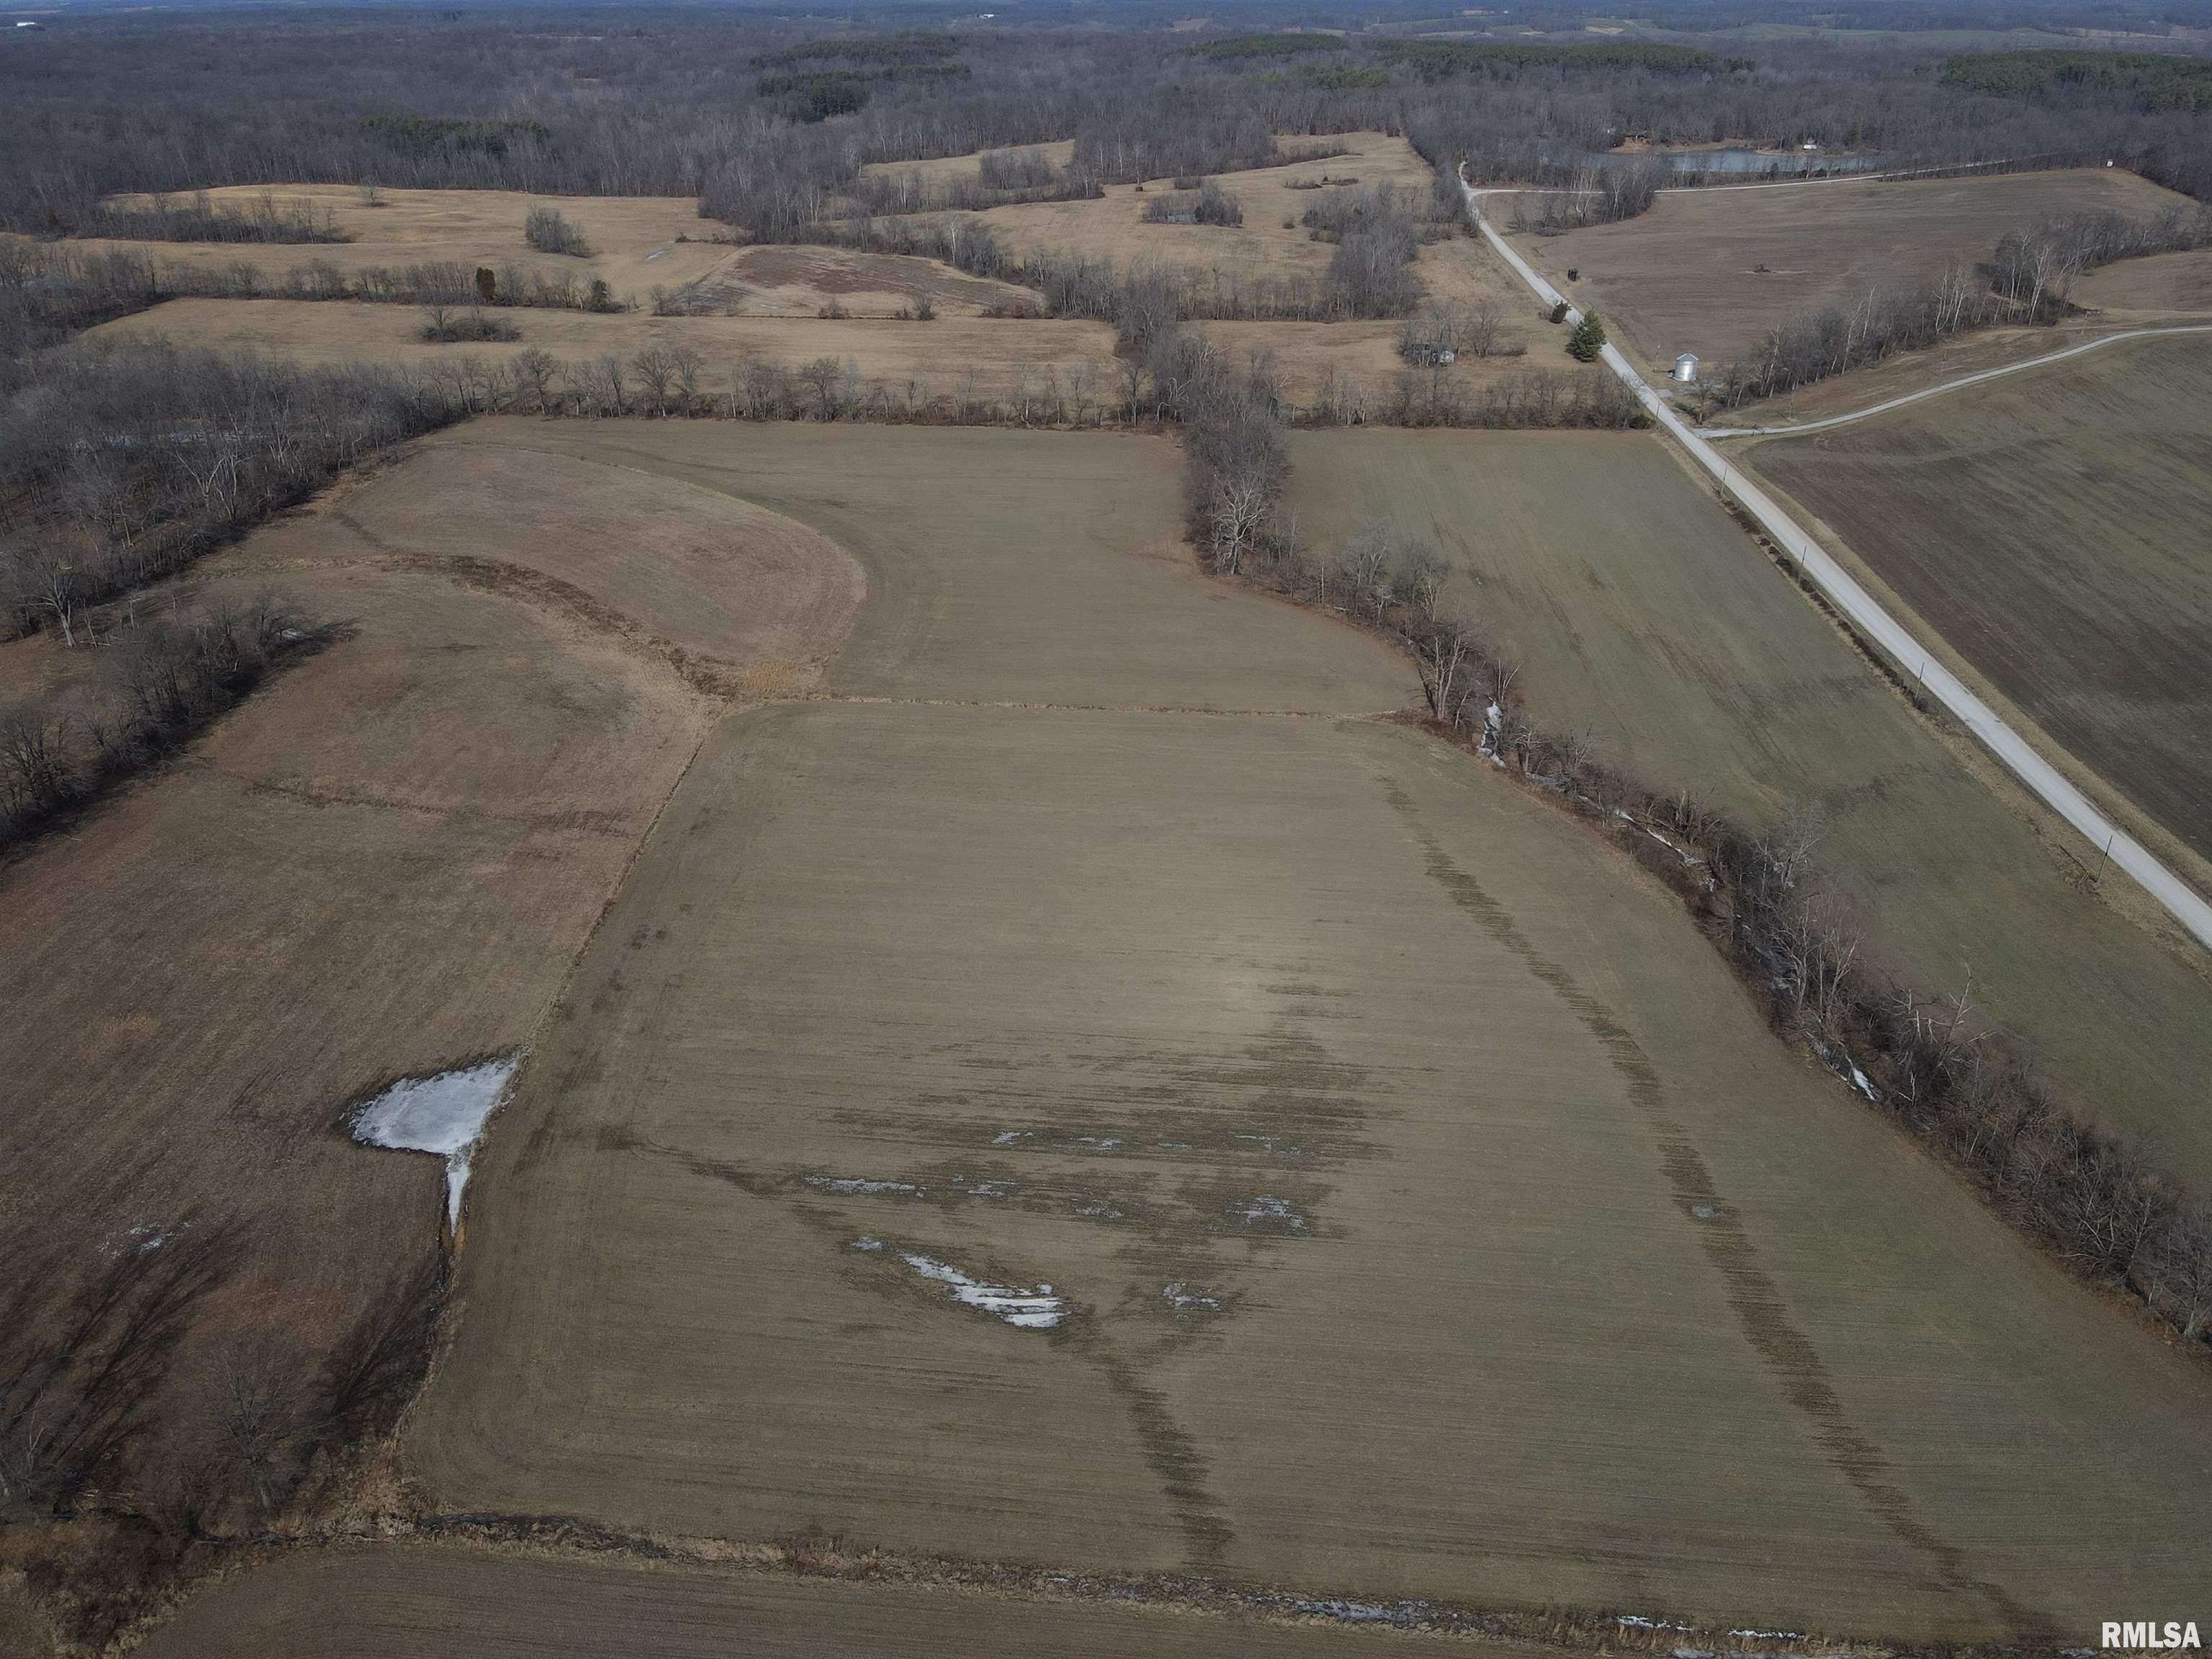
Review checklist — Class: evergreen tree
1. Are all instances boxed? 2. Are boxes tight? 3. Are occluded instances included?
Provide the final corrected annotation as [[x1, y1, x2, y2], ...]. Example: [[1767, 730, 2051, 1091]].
[[1566, 311, 1608, 362]]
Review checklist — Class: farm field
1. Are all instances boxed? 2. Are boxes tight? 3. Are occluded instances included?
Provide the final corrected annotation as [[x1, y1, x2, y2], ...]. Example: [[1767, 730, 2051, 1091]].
[[0, 439, 858, 1500], [2075, 246, 2212, 318], [86, 295, 1539, 419], [952, 132, 1533, 326], [91, 184, 722, 306], [1283, 429, 2212, 1196], [336, 421, 2212, 1645], [1508, 167, 2194, 372], [1742, 331, 2212, 870], [135, 1545, 1561, 1659]]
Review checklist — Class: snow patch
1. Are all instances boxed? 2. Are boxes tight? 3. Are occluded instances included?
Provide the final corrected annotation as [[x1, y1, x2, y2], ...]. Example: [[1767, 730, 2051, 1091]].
[[1235, 1194, 1308, 1231], [1075, 1135, 1123, 1149], [1164, 1282, 1222, 1314], [806, 1175, 922, 1197], [898, 1252, 1066, 1329], [350, 1055, 521, 1230], [991, 1129, 1029, 1145]]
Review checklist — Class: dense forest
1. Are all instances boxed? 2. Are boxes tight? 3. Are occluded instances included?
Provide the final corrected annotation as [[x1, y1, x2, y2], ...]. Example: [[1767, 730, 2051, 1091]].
[[4, 4, 2210, 239]]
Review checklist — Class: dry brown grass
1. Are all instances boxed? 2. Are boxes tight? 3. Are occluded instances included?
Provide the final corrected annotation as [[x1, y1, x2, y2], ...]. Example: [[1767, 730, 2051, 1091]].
[[89, 298, 1123, 406], [2075, 246, 2212, 318], [92, 184, 719, 306], [1511, 167, 2196, 372], [87, 294, 1547, 417], [858, 138, 1079, 190], [949, 132, 1529, 326]]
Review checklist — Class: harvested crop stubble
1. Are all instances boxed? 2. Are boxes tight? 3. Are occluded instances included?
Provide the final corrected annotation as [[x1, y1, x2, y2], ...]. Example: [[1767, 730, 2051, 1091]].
[[1742, 330, 2212, 869], [0, 433, 862, 1608], [1284, 428, 2212, 1199], [1514, 167, 2195, 371], [407, 422, 2211, 1645]]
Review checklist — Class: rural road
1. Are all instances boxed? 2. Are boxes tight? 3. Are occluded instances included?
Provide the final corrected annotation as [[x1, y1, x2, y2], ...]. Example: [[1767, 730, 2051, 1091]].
[[1460, 175, 2212, 953], [1696, 324, 2212, 437]]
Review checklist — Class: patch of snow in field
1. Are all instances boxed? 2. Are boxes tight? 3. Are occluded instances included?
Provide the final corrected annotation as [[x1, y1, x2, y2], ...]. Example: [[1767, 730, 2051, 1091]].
[[1619, 1615, 1693, 1632], [1729, 1632, 1802, 1642], [806, 1175, 922, 1197], [1691, 1204, 1719, 1220], [965, 1179, 1015, 1199], [1164, 1282, 1221, 1313], [1290, 1599, 1423, 1626], [1074, 1197, 1125, 1220], [1848, 1065, 1876, 1100], [850, 1236, 886, 1252], [104, 1221, 186, 1257], [1236, 1194, 1308, 1231], [1075, 1135, 1123, 1149], [898, 1252, 1066, 1328], [351, 1055, 521, 1229], [991, 1130, 1029, 1145]]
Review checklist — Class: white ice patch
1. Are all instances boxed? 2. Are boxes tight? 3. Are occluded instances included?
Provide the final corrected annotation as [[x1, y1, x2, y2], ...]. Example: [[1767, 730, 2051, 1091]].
[[1236, 1194, 1308, 1231], [806, 1176, 922, 1197], [1619, 1616, 1692, 1632], [898, 1252, 1066, 1329], [1730, 1631, 1803, 1642], [1480, 701, 1506, 765], [1848, 1065, 1876, 1100], [1075, 1135, 1123, 1149], [350, 1054, 521, 1230], [965, 1179, 1015, 1200], [1164, 1282, 1221, 1313], [850, 1236, 886, 1252], [991, 1130, 1029, 1145]]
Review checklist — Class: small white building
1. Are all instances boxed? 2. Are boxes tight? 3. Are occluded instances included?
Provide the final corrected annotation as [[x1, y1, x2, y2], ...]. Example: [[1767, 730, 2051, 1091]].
[[1673, 353, 1700, 383]]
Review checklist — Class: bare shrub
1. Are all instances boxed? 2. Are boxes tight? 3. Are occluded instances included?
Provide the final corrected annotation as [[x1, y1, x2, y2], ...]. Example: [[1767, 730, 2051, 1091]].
[[523, 206, 592, 256]]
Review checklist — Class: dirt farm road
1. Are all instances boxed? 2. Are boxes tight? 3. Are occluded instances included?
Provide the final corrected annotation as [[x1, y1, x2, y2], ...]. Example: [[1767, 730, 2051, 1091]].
[[1463, 176, 2212, 954], [1695, 323, 2212, 437]]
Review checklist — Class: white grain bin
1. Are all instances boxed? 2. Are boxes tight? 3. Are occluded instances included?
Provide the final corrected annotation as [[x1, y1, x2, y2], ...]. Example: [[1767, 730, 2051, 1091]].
[[1672, 353, 1700, 383]]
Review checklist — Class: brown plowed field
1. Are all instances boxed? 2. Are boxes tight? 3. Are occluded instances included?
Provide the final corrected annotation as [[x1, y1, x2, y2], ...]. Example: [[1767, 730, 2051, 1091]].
[[1511, 168, 2194, 372], [1743, 330, 2212, 868]]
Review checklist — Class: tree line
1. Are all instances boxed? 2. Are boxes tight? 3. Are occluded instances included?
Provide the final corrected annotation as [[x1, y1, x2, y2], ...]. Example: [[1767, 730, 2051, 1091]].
[[10, 7, 2209, 252], [1, 341, 472, 649]]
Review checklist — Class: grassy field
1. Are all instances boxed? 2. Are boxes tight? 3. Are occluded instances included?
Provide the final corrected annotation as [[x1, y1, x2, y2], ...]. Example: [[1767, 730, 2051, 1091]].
[[961, 132, 1532, 325], [1282, 428, 2212, 1197], [0, 439, 858, 1498], [364, 422, 2212, 1645], [1743, 331, 2212, 870], [87, 295, 1534, 417], [1509, 168, 2194, 372]]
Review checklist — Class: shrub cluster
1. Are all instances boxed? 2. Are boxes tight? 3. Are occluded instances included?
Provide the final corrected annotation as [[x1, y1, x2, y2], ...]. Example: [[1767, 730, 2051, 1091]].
[[1141, 180, 1244, 227], [522, 206, 592, 257]]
